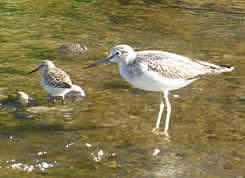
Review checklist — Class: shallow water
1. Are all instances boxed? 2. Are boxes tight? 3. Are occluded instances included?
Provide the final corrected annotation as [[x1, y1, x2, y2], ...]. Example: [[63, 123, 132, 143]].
[[0, 0, 245, 177]]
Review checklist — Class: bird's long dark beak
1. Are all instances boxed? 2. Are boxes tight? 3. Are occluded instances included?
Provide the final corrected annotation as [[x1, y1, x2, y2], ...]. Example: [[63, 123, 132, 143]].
[[83, 53, 117, 69], [28, 65, 41, 74]]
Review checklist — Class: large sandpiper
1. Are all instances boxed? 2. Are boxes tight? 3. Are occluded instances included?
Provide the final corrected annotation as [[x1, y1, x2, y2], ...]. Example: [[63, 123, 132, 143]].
[[84, 44, 234, 135]]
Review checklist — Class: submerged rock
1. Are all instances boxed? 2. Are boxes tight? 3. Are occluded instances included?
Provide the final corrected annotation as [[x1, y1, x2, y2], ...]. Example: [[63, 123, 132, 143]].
[[14, 111, 34, 120], [57, 42, 88, 56], [27, 105, 74, 114], [27, 106, 58, 114]]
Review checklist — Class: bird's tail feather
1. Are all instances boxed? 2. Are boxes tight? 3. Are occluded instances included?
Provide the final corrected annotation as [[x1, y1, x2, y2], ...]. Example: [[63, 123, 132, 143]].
[[197, 60, 234, 74]]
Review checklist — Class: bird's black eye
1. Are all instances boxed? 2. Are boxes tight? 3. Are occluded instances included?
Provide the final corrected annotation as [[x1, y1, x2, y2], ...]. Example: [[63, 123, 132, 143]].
[[116, 50, 127, 56], [115, 51, 121, 55]]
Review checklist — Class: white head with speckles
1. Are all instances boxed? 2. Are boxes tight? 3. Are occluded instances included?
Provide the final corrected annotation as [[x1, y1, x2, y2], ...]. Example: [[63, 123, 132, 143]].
[[108, 45, 136, 64], [29, 60, 56, 74], [84, 44, 136, 69]]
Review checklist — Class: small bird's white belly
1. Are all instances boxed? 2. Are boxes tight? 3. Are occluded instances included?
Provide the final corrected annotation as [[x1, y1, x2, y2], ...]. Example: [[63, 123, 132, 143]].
[[120, 66, 197, 92], [41, 79, 71, 96]]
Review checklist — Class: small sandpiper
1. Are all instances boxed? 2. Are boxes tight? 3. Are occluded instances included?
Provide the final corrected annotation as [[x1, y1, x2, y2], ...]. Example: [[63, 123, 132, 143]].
[[84, 44, 234, 135], [29, 60, 85, 103]]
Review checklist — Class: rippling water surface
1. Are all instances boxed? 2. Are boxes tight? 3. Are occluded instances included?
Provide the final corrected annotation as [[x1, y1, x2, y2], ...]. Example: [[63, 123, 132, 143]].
[[0, 0, 244, 177]]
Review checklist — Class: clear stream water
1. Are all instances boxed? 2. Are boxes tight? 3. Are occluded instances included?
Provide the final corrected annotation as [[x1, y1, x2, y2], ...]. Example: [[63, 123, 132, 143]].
[[0, 0, 244, 177]]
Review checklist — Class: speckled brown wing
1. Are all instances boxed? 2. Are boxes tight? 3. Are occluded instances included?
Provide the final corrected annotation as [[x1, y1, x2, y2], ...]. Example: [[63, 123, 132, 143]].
[[44, 68, 72, 88], [136, 52, 215, 80]]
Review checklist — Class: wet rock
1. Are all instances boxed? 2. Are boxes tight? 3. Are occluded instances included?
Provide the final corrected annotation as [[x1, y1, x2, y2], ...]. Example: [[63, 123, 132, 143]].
[[0, 93, 18, 112], [16, 91, 34, 106], [26, 105, 73, 114], [57, 42, 88, 56], [14, 111, 34, 120]]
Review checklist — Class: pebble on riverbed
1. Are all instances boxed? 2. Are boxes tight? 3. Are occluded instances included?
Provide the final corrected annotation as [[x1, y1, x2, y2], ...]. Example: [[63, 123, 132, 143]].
[[16, 91, 34, 106], [57, 42, 88, 56]]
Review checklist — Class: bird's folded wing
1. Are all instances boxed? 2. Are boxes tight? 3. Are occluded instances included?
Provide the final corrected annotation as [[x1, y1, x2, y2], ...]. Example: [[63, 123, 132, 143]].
[[137, 52, 211, 80], [45, 70, 73, 88]]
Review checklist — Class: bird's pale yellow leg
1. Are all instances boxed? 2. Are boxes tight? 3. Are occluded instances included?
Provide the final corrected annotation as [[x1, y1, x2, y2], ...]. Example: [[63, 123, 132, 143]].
[[152, 92, 169, 137], [154, 92, 164, 129], [164, 90, 171, 135], [152, 91, 171, 137]]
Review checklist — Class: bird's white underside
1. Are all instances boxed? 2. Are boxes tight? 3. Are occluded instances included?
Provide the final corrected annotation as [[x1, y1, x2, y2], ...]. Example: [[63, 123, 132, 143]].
[[41, 78, 85, 97], [120, 65, 197, 92]]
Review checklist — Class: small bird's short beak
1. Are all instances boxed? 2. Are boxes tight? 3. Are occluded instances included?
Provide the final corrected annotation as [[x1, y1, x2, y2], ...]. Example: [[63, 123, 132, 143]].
[[28, 65, 41, 74], [83, 53, 117, 69]]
